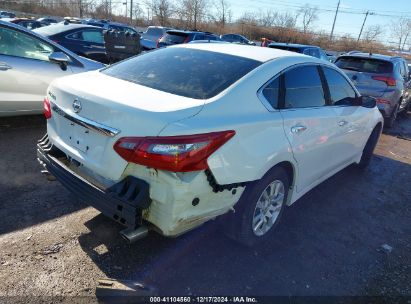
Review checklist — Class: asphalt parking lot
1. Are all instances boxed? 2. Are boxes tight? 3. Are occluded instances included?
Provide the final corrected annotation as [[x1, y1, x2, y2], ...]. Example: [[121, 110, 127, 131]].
[[0, 113, 410, 298]]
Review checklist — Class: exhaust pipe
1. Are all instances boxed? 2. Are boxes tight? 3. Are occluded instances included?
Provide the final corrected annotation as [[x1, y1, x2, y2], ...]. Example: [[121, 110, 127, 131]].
[[120, 226, 149, 244]]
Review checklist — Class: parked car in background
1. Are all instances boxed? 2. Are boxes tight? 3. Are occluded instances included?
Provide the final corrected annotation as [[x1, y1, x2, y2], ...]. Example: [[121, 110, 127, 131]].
[[335, 53, 411, 127], [10, 18, 44, 30], [38, 43, 383, 247], [105, 22, 139, 34], [0, 11, 16, 18], [34, 23, 107, 63], [268, 43, 330, 62], [0, 20, 103, 117], [61, 17, 82, 24], [82, 19, 138, 34], [220, 33, 255, 45], [157, 30, 220, 48], [140, 26, 171, 50], [37, 17, 58, 25]]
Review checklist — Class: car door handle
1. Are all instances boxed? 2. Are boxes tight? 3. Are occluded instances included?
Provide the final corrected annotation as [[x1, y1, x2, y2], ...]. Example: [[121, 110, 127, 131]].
[[0, 62, 12, 71], [291, 125, 307, 134], [338, 120, 348, 126]]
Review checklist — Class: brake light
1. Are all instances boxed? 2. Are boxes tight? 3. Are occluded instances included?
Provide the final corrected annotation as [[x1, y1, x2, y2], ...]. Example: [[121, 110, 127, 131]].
[[43, 97, 51, 119], [372, 76, 396, 86], [156, 36, 162, 48], [375, 98, 391, 105], [183, 35, 190, 44], [113, 131, 235, 172]]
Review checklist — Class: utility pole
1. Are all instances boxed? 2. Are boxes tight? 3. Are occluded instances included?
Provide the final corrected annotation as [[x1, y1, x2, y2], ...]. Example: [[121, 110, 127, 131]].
[[79, 0, 83, 18], [330, 0, 340, 41], [130, 0, 133, 22], [402, 32, 409, 51], [124, 1, 127, 19], [357, 11, 373, 42]]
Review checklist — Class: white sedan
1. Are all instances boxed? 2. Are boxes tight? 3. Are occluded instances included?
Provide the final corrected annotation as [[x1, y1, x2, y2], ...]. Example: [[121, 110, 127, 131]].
[[37, 43, 383, 246]]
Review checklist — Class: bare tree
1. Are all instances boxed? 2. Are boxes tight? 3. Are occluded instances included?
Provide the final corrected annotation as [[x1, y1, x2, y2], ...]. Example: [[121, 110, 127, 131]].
[[298, 4, 318, 33], [390, 17, 411, 51], [213, 0, 231, 30], [273, 11, 298, 29], [259, 9, 277, 28], [77, 0, 96, 18], [177, 0, 208, 29], [363, 24, 383, 42], [145, 0, 173, 26]]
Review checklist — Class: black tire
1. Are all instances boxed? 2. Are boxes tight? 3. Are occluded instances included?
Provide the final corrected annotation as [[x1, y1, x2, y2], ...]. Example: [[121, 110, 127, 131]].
[[384, 103, 399, 128], [225, 166, 290, 247], [357, 125, 381, 169], [400, 102, 410, 118]]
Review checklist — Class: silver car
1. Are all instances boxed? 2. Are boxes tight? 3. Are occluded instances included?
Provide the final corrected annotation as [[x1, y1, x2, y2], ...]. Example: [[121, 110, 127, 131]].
[[0, 20, 104, 117], [140, 26, 171, 50], [335, 53, 411, 127]]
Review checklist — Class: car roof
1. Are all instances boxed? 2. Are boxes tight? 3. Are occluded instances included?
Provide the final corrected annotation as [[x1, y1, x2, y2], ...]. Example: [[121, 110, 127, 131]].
[[34, 23, 99, 36], [338, 52, 401, 62], [166, 29, 215, 35], [268, 42, 320, 49], [175, 43, 310, 62]]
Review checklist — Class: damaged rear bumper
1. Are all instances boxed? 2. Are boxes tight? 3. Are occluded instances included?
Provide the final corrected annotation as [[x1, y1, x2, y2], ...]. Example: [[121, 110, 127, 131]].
[[37, 134, 151, 231]]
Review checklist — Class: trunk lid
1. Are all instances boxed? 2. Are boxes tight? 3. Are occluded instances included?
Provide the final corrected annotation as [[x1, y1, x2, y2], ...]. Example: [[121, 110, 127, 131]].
[[46, 70, 204, 182], [342, 69, 389, 97]]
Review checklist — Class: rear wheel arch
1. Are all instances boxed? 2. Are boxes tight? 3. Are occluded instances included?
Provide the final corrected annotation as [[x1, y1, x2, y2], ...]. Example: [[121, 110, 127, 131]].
[[374, 122, 383, 134], [262, 161, 296, 205]]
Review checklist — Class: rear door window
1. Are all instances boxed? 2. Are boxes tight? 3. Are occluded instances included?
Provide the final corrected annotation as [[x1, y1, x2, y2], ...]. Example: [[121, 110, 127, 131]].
[[81, 30, 104, 43], [284, 65, 326, 108], [193, 33, 205, 40], [335, 57, 393, 73], [323, 67, 357, 106], [101, 47, 261, 99], [206, 35, 217, 40], [262, 77, 280, 109]]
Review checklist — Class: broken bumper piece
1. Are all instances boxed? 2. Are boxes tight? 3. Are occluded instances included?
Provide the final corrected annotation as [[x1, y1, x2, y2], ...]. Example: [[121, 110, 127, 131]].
[[37, 134, 151, 231]]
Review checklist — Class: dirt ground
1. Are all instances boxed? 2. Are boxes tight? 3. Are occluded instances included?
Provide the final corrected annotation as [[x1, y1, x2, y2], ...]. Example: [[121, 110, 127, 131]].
[[0, 112, 410, 299]]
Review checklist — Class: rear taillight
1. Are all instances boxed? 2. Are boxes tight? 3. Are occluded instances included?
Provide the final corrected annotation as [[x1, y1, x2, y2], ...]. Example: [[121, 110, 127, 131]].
[[113, 131, 235, 172], [43, 97, 51, 119], [372, 76, 396, 86], [376, 98, 391, 105], [183, 35, 190, 44], [156, 36, 162, 48]]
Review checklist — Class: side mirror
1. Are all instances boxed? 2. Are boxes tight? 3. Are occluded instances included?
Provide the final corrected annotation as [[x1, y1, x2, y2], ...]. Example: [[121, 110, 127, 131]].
[[48, 52, 70, 71], [360, 96, 377, 108]]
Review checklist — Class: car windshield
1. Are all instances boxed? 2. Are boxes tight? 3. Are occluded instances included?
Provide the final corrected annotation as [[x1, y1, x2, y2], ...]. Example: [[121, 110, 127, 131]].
[[335, 57, 393, 73], [101, 47, 261, 99]]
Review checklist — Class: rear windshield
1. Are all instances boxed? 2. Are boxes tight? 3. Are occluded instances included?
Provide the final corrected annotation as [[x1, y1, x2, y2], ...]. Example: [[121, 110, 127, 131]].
[[159, 32, 188, 44], [335, 57, 393, 73], [101, 47, 261, 99], [147, 27, 164, 36], [268, 45, 302, 53]]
